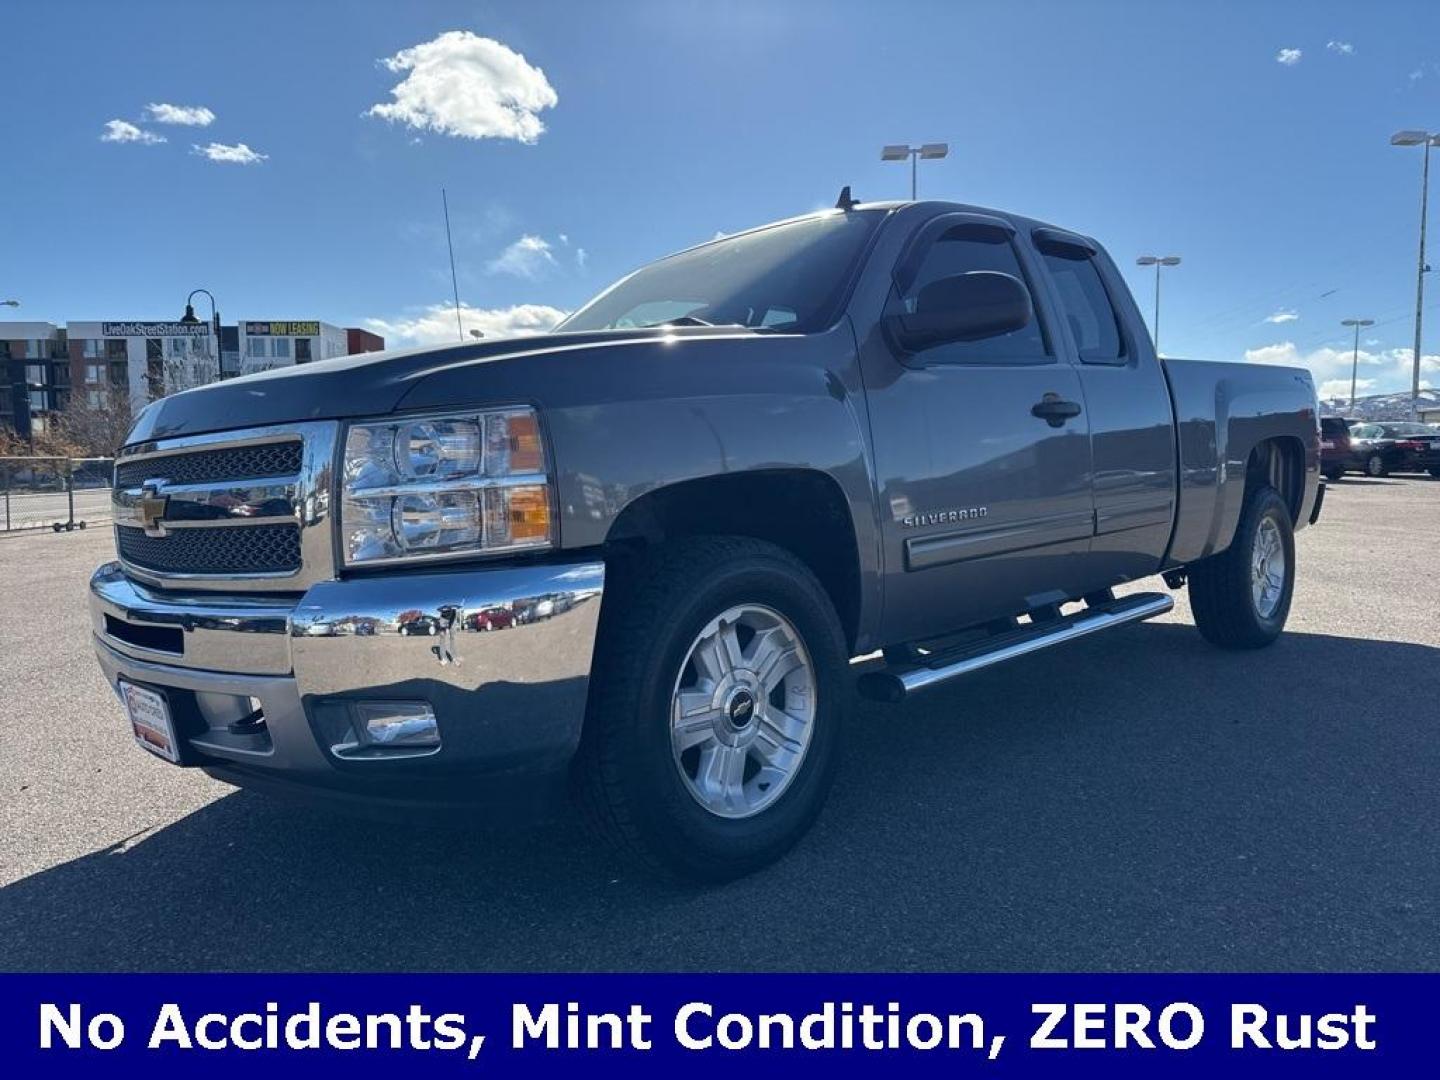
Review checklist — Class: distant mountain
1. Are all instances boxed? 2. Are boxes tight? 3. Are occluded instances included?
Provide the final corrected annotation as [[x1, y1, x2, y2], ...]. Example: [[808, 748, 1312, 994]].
[[1319, 388, 1440, 420]]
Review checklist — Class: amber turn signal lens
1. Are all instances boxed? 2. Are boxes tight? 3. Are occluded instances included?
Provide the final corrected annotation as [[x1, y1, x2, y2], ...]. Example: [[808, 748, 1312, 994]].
[[507, 412, 544, 474], [485, 410, 544, 475], [484, 484, 551, 549], [507, 485, 551, 542]]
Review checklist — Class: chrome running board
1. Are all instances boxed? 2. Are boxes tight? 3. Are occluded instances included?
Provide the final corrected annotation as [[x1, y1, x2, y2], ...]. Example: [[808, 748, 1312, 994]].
[[857, 592, 1174, 703]]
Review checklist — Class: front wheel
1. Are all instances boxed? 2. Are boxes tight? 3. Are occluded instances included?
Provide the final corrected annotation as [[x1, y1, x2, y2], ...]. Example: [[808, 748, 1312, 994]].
[[1187, 485, 1295, 650], [1322, 468, 1345, 481], [1366, 453, 1389, 478], [574, 537, 847, 881]]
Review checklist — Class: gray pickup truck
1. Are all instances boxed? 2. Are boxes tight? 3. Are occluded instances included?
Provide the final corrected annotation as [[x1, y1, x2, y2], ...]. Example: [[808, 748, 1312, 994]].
[[91, 197, 1321, 879]]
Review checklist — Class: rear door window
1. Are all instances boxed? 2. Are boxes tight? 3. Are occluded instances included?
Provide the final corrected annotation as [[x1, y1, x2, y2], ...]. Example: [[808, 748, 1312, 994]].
[[1037, 241, 1125, 363]]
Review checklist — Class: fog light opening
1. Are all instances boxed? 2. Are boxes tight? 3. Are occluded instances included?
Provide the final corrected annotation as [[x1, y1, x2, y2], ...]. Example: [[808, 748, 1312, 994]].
[[332, 701, 441, 759], [227, 697, 267, 736]]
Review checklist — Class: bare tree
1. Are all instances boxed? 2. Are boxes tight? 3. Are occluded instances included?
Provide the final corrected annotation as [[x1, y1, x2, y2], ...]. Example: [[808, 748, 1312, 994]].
[[51, 383, 135, 457], [163, 350, 218, 394]]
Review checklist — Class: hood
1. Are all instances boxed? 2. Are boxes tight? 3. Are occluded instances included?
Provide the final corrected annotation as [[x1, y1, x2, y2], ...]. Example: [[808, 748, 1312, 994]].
[[124, 326, 765, 444]]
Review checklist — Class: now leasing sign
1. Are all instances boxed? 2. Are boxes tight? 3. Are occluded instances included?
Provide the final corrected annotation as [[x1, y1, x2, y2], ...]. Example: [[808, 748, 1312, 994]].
[[245, 321, 321, 336]]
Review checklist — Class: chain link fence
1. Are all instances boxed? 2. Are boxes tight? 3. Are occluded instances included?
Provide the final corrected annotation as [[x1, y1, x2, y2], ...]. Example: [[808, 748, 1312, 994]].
[[1, 457, 114, 533]]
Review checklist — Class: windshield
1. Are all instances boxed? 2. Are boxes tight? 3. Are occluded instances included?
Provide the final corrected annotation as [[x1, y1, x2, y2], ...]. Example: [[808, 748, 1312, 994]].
[[1381, 423, 1434, 437], [558, 210, 886, 334]]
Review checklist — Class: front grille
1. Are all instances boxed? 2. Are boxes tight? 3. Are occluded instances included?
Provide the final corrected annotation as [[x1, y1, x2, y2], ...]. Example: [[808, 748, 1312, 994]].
[[117, 524, 302, 575], [115, 441, 302, 489]]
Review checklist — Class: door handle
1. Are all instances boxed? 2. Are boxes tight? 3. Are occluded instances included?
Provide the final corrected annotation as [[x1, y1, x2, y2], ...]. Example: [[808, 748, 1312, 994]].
[[1031, 393, 1082, 428]]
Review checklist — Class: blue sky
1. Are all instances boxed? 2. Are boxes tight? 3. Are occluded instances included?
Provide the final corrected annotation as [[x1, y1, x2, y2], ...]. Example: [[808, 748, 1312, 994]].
[[5, 0, 1440, 397]]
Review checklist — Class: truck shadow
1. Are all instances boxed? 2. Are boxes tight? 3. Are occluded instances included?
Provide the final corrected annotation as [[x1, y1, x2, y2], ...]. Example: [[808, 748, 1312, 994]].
[[4, 623, 1439, 972]]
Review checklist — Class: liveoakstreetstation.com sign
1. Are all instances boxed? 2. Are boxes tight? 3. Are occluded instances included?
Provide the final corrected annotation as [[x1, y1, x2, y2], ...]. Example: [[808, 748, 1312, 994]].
[[245, 321, 321, 336], [102, 322, 210, 337]]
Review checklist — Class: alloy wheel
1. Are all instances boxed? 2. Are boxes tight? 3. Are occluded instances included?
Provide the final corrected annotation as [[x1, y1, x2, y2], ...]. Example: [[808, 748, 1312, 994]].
[[669, 604, 816, 819]]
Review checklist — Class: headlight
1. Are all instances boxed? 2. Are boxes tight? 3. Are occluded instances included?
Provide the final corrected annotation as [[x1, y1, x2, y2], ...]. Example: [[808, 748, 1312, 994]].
[[340, 407, 552, 565]]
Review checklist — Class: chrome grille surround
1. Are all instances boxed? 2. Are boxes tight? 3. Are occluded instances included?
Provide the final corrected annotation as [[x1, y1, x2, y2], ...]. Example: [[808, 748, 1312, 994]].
[[112, 421, 339, 593]]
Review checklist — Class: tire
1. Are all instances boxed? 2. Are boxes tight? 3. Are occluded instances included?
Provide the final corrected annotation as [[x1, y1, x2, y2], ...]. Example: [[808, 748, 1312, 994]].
[[1188, 485, 1295, 650], [1429, 468, 1440, 479], [1365, 453, 1388, 478], [573, 537, 847, 881], [1322, 468, 1344, 482]]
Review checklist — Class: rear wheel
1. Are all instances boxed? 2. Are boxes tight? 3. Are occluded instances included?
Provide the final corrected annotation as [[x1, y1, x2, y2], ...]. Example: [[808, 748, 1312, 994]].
[[1322, 467, 1345, 481], [1188, 485, 1295, 650], [1366, 453, 1388, 478], [574, 537, 847, 881]]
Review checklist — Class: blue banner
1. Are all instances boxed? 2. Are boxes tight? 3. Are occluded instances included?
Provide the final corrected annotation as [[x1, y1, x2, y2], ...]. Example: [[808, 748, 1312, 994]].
[[1, 974, 1428, 1076]]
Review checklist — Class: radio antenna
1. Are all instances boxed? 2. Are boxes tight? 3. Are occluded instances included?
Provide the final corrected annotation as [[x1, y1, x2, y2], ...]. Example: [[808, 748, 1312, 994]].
[[442, 187, 464, 342]]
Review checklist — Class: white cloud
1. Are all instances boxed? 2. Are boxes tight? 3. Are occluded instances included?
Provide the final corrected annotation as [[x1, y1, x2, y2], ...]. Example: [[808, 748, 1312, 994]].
[[1264, 308, 1299, 324], [191, 141, 268, 165], [1243, 340, 1439, 397], [1319, 376, 1374, 399], [1276, 48, 1303, 66], [367, 30, 558, 144], [488, 234, 558, 278], [575, 247, 588, 269], [1325, 41, 1354, 56], [144, 102, 216, 126], [1409, 68, 1425, 83], [101, 119, 165, 145], [366, 302, 567, 346]]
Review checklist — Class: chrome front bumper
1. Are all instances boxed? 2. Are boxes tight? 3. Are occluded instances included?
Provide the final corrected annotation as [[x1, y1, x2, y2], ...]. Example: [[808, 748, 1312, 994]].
[[89, 558, 604, 803]]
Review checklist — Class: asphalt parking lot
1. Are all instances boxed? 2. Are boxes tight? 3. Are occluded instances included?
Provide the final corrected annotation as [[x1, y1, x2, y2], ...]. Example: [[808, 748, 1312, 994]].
[[2, 476, 1437, 972]]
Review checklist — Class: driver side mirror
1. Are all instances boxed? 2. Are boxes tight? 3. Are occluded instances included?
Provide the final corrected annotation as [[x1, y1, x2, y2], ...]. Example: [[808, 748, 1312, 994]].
[[887, 271, 1033, 353]]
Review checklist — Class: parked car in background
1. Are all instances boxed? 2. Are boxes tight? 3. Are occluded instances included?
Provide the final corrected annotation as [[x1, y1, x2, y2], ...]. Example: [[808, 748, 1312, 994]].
[[466, 607, 516, 632], [1347, 422, 1440, 478], [397, 613, 441, 636], [1319, 417, 1352, 481]]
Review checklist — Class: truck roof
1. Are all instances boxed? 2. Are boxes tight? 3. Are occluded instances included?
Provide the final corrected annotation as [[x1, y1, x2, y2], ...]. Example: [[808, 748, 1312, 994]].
[[688, 199, 1087, 257]]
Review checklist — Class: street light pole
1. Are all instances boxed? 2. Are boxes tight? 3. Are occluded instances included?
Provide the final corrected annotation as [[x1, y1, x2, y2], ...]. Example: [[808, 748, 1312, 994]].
[[1135, 255, 1181, 356], [180, 288, 220, 387], [881, 143, 949, 199], [1391, 130, 1439, 404], [1415, 139, 1430, 402], [1341, 318, 1375, 409]]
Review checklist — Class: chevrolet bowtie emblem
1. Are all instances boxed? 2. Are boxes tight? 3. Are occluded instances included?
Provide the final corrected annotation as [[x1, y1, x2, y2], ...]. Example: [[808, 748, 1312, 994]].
[[138, 482, 170, 537]]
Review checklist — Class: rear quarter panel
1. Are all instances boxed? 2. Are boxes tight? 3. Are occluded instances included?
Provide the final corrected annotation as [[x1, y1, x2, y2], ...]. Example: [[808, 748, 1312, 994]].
[[1163, 357, 1319, 565]]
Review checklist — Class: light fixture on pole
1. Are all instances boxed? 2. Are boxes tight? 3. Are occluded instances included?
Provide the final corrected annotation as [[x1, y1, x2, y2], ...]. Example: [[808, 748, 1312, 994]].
[[1135, 255, 1182, 356], [468, 329, 484, 340], [1391, 129, 1439, 404], [1341, 318, 1375, 409], [881, 143, 949, 200], [179, 288, 220, 386]]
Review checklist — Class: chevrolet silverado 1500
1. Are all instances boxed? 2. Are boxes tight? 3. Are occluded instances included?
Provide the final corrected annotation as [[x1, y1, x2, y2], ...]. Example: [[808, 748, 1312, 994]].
[[91, 198, 1321, 879]]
